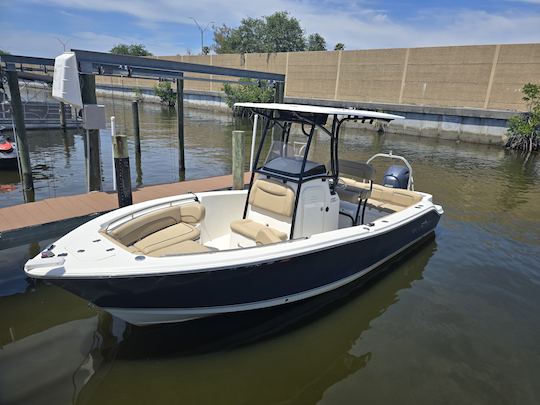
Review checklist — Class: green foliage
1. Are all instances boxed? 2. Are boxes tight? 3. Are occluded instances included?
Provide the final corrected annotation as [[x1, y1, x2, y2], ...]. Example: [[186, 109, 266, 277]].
[[307, 33, 327, 51], [506, 83, 540, 152], [110, 43, 153, 56], [223, 79, 275, 111], [334, 43, 345, 51], [0, 49, 10, 55], [213, 11, 314, 54], [153, 81, 176, 107], [133, 87, 143, 102]]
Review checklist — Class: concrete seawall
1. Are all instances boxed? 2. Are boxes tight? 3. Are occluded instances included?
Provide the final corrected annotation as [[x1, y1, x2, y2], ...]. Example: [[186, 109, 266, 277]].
[[97, 85, 511, 145]]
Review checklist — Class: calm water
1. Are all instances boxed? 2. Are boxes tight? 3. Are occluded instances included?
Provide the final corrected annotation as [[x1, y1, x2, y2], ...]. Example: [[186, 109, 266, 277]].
[[1, 100, 540, 404]]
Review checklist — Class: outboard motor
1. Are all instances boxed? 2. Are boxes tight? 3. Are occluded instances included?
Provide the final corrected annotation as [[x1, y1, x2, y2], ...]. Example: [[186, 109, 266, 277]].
[[383, 165, 409, 189]]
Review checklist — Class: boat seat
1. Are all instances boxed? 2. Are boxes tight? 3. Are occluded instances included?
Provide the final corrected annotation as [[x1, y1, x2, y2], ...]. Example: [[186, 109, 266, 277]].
[[133, 222, 200, 255], [255, 227, 285, 245], [230, 219, 287, 244], [108, 202, 205, 246], [144, 240, 211, 257], [341, 178, 422, 212], [230, 178, 294, 245]]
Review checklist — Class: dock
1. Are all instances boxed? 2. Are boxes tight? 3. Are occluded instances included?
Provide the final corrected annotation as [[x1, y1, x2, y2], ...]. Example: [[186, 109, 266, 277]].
[[0, 173, 250, 248]]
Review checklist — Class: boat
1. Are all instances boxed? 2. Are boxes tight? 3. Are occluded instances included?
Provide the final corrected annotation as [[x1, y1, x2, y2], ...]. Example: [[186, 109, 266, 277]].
[[0, 126, 18, 170], [25, 102, 443, 325]]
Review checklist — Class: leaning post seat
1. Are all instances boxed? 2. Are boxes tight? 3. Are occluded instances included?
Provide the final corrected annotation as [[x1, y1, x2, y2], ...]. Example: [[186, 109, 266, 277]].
[[341, 178, 422, 212], [230, 178, 295, 245], [106, 202, 209, 256]]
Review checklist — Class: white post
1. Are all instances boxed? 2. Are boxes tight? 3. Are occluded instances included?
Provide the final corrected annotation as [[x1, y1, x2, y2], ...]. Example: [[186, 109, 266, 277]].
[[111, 116, 117, 191], [249, 114, 258, 170]]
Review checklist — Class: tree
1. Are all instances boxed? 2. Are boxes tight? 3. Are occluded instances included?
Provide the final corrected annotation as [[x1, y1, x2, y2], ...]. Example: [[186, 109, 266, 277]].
[[0, 49, 10, 55], [153, 81, 176, 107], [213, 11, 308, 54], [334, 43, 345, 51], [307, 33, 327, 51], [110, 43, 153, 56], [223, 79, 275, 114], [506, 83, 539, 153], [264, 12, 305, 52]]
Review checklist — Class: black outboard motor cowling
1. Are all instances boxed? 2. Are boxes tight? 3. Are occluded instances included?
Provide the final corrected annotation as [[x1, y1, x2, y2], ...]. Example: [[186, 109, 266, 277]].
[[383, 165, 409, 189]]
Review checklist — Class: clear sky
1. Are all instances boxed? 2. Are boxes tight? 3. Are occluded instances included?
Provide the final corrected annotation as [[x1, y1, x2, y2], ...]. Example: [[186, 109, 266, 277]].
[[1, 0, 539, 57]]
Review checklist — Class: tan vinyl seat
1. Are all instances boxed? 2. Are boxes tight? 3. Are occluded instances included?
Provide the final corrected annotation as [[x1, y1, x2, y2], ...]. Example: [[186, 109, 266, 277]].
[[230, 179, 294, 244], [341, 177, 422, 212], [109, 203, 205, 246], [106, 202, 207, 255], [133, 222, 200, 255], [231, 219, 287, 242], [144, 240, 211, 257], [255, 227, 286, 245]]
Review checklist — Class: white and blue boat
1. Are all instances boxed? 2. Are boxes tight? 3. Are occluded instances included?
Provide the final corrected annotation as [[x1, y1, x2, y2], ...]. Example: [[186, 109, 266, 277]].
[[25, 103, 443, 325]]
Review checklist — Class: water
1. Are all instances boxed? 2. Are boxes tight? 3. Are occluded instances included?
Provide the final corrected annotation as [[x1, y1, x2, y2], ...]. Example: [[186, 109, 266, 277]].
[[1, 100, 540, 404]]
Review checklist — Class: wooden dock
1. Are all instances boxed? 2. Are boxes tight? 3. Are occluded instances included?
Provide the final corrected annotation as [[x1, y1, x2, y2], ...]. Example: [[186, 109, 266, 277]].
[[0, 173, 250, 247]]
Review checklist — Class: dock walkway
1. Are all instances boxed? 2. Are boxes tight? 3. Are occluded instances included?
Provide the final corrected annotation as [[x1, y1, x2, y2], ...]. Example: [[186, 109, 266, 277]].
[[0, 173, 249, 247]]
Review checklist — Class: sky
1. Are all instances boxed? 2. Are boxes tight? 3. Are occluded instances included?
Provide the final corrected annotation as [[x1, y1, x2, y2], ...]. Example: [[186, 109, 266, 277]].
[[0, 0, 539, 57]]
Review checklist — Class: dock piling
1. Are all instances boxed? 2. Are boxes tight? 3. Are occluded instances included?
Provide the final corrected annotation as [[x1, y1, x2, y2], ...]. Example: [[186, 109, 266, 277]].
[[113, 134, 133, 207], [80, 74, 102, 192], [176, 74, 185, 175], [232, 130, 245, 190], [131, 101, 141, 157], [6, 67, 35, 203], [59, 102, 66, 130]]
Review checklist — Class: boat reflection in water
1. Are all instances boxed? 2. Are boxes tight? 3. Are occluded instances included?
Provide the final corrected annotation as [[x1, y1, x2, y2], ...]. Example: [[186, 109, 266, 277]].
[[67, 234, 435, 404]]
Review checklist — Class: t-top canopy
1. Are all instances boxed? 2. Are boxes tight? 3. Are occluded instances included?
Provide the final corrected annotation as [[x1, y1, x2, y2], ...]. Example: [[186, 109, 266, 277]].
[[234, 103, 404, 121]]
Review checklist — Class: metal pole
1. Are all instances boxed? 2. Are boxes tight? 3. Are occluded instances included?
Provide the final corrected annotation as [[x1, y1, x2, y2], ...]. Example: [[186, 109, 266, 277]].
[[6, 68, 34, 202], [249, 114, 258, 170], [113, 134, 132, 207], [59, 101, 66, 130], [80, 74, 102, 192], [110, 116, 116, 191], [232, 130, 245, 190], [176, 75, 185, 174]]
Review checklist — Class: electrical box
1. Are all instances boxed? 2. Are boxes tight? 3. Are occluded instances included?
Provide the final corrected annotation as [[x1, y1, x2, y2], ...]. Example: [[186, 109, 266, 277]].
[[82, 104, 106, 130], [52, 52, 83, 109]]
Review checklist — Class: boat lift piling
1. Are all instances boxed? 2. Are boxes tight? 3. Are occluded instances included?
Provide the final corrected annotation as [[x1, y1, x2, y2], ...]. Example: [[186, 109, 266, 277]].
[[113, 134, 133, 207], [80, 74, 102, 192], [131, 101, 141, 158], [59, 102, 67, 129], [5, 67, 35, 202], [176, 74, 185, 174]]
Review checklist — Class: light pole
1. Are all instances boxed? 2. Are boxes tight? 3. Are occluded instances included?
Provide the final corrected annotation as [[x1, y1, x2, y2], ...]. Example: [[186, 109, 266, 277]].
[[189, 17, 214, 54], [56, 37, 70, 52]]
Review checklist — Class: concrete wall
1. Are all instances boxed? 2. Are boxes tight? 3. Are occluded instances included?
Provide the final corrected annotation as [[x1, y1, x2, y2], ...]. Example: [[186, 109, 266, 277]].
[[155, 43, 539, 112]]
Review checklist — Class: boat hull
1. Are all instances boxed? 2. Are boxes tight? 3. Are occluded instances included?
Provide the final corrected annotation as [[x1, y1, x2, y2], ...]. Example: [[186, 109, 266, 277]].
[[0, 156, 18, 170], [48, 209, 441, 325]]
